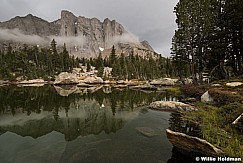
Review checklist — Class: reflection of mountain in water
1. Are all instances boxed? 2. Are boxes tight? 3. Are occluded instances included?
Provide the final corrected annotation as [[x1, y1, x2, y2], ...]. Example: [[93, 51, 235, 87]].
[[0, 101, 125, 141], [0, 85, 178, 141]]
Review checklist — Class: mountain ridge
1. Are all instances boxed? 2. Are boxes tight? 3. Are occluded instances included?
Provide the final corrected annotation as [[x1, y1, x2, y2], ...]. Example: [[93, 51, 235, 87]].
[[0, 10, 156, 58], [0, 13, 60, 36]]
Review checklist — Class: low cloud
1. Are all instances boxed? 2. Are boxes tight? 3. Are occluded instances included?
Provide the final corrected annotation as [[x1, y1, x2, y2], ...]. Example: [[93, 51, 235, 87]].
[[0, 28, 142, 53], [0, 28, 86, 47], [0, 28, 46, 45], [108, 33, 140, 48]]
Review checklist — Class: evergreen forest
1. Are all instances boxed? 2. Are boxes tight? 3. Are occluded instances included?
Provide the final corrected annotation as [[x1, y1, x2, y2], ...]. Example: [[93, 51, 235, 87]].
[[0, 41, 176, 81], [0, 39, 80, 80], [81, 45, 176, 80], [171, 0, 243, 84]]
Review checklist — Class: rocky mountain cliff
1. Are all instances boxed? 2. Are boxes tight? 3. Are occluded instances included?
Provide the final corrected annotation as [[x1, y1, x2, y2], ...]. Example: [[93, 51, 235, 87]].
[[0, 14, 60, 36], [0, 10, 156, 58]]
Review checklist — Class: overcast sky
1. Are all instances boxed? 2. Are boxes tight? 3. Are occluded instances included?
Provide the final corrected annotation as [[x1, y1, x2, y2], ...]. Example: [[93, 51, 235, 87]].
[[0, 0, 178, 57]]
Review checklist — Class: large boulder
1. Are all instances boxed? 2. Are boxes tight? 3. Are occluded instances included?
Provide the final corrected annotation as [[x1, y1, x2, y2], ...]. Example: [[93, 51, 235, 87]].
[[150, 78, 178, 86], [201, 91, 214, 104], [149, 101, 196, 111], [226, 82, 243, 87], [166, 129, 224, 157], [54, 72, 79, 85], [83, 76, 103, 84]]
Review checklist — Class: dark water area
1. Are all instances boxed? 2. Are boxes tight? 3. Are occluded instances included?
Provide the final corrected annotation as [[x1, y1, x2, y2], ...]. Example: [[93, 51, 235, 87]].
[[0, 85, 198, 163], [169, 112, 202, 138]]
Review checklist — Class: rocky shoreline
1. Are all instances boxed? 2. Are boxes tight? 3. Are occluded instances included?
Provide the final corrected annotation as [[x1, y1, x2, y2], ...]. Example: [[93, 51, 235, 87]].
[[0, 74, 184, 89], [168, 81, 243, 159], [0, 72, 243, 157]]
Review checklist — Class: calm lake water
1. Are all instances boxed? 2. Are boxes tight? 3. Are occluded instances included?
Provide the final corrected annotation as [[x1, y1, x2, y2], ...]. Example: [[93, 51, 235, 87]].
[[0, 85, 196, 163]]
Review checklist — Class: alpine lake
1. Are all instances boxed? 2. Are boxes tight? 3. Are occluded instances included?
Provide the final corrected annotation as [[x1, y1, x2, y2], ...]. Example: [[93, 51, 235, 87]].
[[0, 85, 199, 163]]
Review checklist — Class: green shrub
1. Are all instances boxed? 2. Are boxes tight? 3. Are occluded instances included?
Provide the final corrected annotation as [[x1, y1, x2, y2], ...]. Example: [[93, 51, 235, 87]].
[[180, 84, 206, 99], [219, 102, 243, 126], [209, 88, 242, 105], [184, 102, 243, 157]]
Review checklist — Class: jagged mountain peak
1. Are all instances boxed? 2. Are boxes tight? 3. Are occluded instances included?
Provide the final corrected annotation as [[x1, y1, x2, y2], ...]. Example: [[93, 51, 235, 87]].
[[13, 13, 46, 23]]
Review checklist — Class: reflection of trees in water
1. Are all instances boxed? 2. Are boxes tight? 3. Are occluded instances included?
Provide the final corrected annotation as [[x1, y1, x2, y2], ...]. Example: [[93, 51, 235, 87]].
[[169, 112, 201, 138], [167, 112, 202, 162], [0, 85, 181, 141], [0, 85, 178, 116]]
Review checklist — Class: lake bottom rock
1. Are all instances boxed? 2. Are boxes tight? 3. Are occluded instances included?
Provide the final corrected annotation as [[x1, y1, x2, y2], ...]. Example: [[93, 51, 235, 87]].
[[136, 127, 158, 137]]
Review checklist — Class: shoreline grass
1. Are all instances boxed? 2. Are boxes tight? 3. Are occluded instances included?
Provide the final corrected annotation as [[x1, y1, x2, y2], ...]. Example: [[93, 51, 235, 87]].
[[179, 84, 243, 157]]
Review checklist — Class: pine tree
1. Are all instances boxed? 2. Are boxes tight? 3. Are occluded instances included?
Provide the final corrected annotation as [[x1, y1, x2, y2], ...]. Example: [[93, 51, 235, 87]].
[[87, 61, 91, 72], [172, 0, 237, 83], [62, 43, 69, 71], [224, 0, 243, 75], [109, 45, 116, 66], [96, 52, 104, 69], [51, 39, 58, 55]]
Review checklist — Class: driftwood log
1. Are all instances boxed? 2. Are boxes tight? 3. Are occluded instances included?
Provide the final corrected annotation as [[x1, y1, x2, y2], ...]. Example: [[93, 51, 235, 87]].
[[232, 113, 243, 125]]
